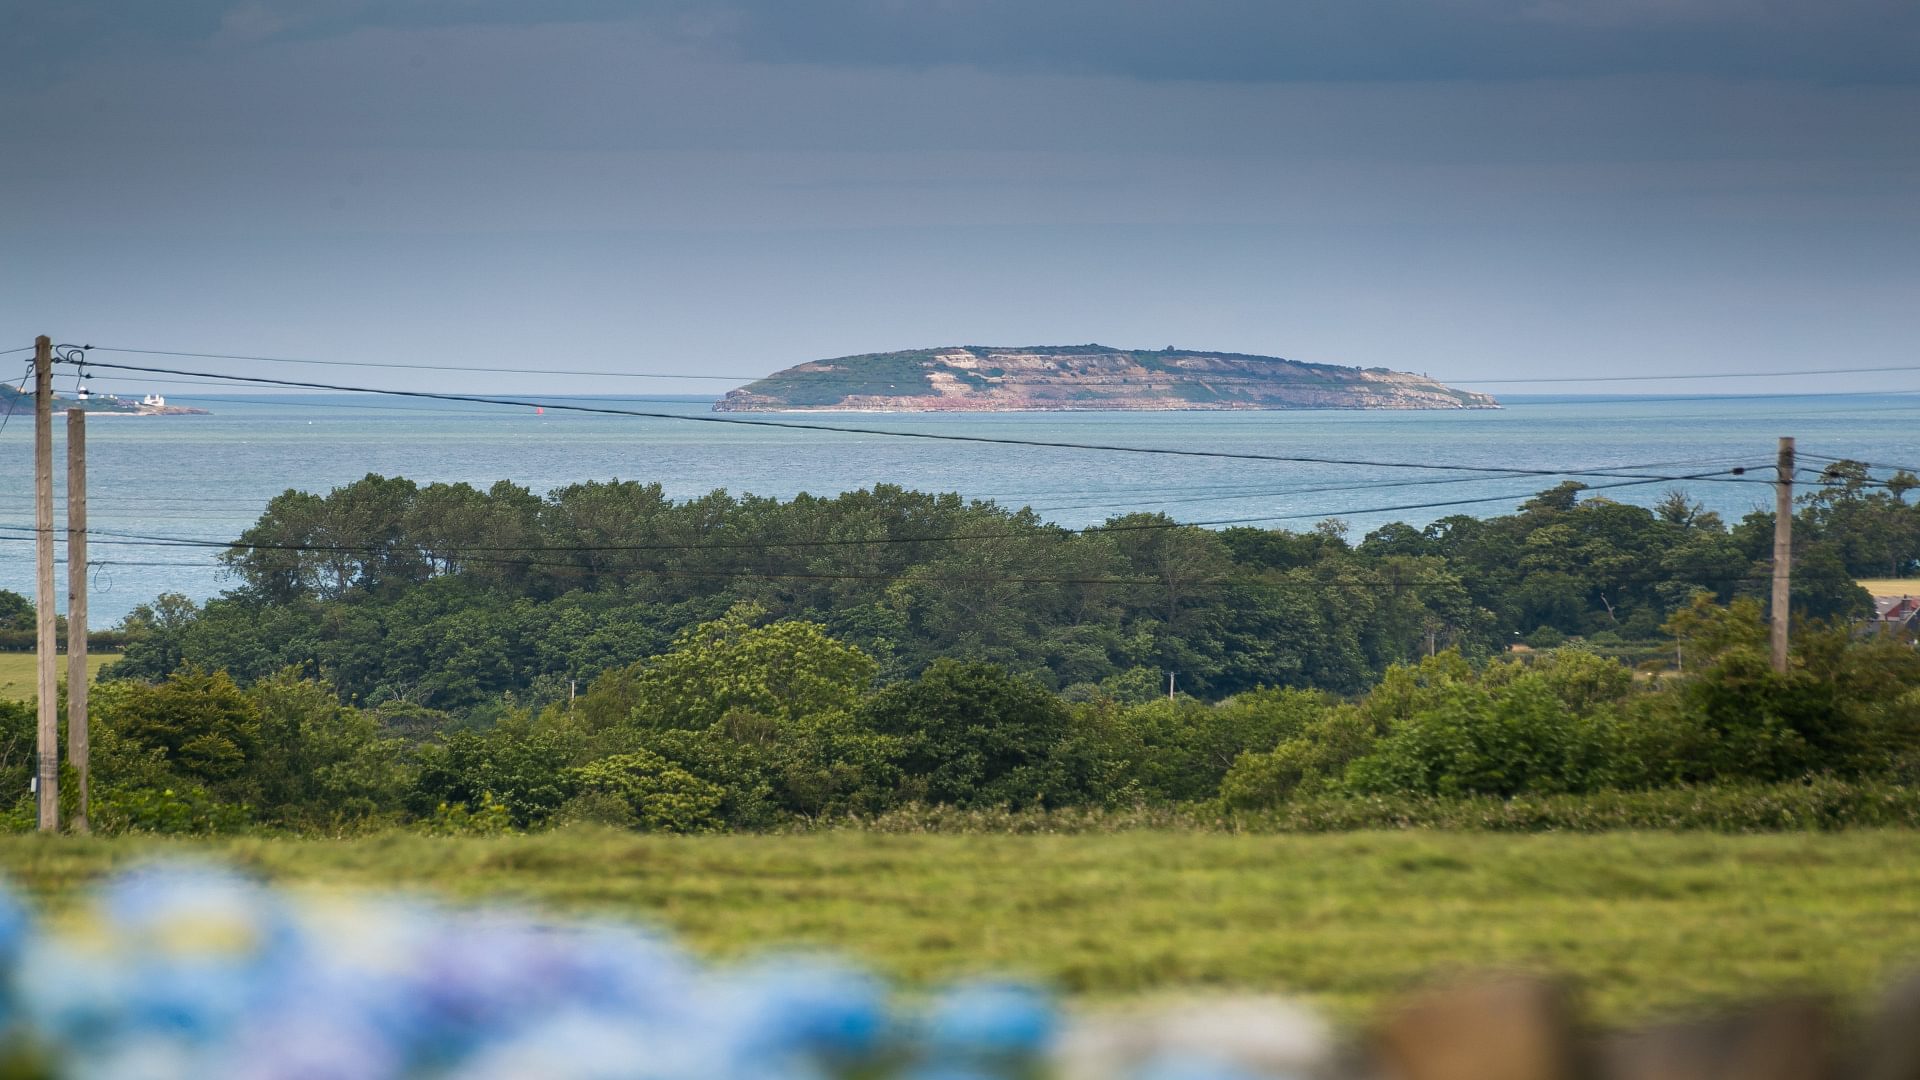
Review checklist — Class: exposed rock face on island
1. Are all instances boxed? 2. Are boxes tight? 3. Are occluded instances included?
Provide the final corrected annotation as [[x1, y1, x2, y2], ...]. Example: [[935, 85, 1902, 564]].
[[714, 345, 1497, 412]]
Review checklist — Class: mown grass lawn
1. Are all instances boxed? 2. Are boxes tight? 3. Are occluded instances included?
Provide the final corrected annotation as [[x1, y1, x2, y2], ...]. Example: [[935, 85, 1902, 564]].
[[0, 652, 119, 703], [0, 829, 1915, 1023]]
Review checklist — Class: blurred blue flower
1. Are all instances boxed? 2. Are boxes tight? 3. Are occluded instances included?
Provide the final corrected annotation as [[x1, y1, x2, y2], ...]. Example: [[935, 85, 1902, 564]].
[[922, 979, 1057, 1059]]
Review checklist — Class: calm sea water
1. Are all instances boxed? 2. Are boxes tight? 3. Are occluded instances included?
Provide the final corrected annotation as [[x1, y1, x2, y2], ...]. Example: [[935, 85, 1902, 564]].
[[2, 393, 1915, 622]]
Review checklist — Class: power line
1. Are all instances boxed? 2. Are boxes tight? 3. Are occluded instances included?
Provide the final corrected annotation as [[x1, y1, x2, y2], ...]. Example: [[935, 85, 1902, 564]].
[[44, 540, 1795, 598], [0, 455, 1747, 510], [41, 554, 1789, 600], [0, 362, 31, 437], [1503, 389, 1920, 405], [69, 357, 1782, 484], [0, 463, 1758, 545], [97, 393, 512, 416], [83, 344, 1920, 389], [1800, 453, 1920, 476], [77, 371, 719, 407], [117, 390, 716, 412], [88, 346, 761, 382], [1448, 364, 1920, 384], [1028, 473, 1542, 514], [1023, 456, 1754, 515], [0, 467, 1755, 561], [0, 455, 1755, 523], [38, 533, 1795, 594]]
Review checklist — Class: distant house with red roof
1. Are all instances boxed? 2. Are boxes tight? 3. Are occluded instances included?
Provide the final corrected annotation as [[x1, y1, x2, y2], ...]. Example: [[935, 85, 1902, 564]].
[[1870, 595, 1920, 637]]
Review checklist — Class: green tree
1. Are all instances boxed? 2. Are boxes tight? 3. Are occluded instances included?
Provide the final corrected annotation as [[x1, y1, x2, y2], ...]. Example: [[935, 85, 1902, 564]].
[[105, 666, 262, 793], [584, 607, 877, 732], [1219, 703, 1376, 809], [1095, 687, 1327, 801], [858, 659, 1082, 808], [0, 590, 32, 633], [570, 750, 726, 832], [408, 725, 580, 827], [106, 593, 203, 681], [246, 668, 409, 825]]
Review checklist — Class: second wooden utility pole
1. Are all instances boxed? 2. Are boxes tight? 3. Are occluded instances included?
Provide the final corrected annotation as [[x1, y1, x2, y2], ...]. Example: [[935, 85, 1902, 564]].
[[31, 336, 58, 832], [1771, 436, 1794, 674], [67, 407, 90, 833]]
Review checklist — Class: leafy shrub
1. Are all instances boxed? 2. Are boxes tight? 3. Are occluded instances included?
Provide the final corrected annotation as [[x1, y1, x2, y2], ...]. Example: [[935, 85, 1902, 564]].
[[571, 750, 725, 833], [859, 659, 1084, 809], [1525, 626, 1567, 649], [1093, 687, 1328, 803], [106, 666, 261, 791], [1219, 704, 1377, 809], [417, 792, 514, 836], [581, 607, 877, 732], [1230, 777, 1920, 833], [409, 728, 579, 827], [554, 790, 639, 829], [1345, 673, 1600, 797], [626, 709, 905, 826], [805, 778, 1920, 834], [90, 782, 251, 835], [247, 669, 411, 826]]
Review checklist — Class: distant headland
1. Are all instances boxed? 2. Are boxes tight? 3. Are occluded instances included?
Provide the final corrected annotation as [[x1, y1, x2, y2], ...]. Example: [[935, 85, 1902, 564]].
[[0, 385, 207, 417], [713, 345, 1498, 412]]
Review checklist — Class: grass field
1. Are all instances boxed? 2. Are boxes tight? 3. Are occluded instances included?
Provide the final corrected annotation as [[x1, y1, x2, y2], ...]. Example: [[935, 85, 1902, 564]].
[[1858, 579, 1920, 599], [0, 652, 119, 703], [0, 829, 1915, 1023]]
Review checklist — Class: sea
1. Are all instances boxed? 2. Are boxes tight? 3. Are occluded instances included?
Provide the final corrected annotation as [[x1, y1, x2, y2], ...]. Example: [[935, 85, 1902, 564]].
[[2, 392, 1915, 623]]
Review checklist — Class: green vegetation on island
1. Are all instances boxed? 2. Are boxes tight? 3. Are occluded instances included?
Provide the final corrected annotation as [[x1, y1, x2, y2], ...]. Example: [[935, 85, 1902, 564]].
[[715, 344, 1498, 411]]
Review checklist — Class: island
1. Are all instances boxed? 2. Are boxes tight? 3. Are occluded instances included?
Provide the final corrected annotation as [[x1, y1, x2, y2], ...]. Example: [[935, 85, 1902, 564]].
[[713, 345, 1498, 412], [0, 385, 208, 416]]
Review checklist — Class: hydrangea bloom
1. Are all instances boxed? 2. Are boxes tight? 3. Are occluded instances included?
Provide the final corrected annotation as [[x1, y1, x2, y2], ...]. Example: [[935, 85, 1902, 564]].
[[0, 864, 1327, 1079]]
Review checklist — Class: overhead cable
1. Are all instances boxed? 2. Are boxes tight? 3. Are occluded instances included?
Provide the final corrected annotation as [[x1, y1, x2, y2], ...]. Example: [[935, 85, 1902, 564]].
[[0, 467, 1758, 560], [69, 357, 1780, 483]]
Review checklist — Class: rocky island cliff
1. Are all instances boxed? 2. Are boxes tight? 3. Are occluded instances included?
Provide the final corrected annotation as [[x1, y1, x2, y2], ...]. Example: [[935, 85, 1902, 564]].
[[714, 345, 1497, 412]]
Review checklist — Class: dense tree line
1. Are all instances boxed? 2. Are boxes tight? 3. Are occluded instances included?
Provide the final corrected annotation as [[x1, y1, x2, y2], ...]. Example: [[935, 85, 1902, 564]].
[[95, 468, 1899, 713], [0, 465, 1911, 833], [6, 596, 1916, 834]]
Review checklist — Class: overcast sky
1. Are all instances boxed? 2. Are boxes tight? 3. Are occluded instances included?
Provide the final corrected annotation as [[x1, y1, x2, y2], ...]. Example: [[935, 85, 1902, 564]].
[[3, 0, 1917, 396]]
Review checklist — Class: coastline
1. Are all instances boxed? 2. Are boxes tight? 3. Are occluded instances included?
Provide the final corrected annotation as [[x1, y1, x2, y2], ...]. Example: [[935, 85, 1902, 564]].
[[78, 410, 211, 417]]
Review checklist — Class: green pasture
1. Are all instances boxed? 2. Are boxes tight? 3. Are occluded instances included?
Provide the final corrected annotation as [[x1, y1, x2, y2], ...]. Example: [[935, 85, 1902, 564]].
[[0, 652, 118, 703], [1, 828, 1915, 1023]]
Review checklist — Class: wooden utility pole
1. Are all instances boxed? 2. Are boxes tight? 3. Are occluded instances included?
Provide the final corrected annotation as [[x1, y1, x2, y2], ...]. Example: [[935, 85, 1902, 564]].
[[1771, 436, 1794, 674], [31, 336, 58, 831], [66, 407, 89, 833]]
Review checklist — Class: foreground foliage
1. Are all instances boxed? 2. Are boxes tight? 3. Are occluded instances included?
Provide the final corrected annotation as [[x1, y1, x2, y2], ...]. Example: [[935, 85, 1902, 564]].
[[0, 860, 1073, 1079], [5, 594, 1918, 835]]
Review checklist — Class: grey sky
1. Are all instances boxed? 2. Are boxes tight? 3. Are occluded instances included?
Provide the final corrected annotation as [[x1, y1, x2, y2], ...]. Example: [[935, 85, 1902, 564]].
[[3, 1, 1916, 396]]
